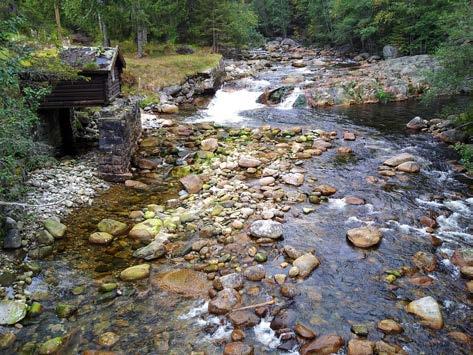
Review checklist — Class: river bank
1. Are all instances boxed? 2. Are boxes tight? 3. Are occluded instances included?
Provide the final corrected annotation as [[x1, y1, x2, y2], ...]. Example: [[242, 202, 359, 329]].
[[0, 47, 472, 354]]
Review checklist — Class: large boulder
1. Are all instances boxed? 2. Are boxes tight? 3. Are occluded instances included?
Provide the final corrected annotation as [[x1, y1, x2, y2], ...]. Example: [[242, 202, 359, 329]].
[[347, 226, 382, 248], [0, 301, 27, 325], [249, 220, 283, 239], [406, 296, 443, 329], [257, 86, 294, 105]]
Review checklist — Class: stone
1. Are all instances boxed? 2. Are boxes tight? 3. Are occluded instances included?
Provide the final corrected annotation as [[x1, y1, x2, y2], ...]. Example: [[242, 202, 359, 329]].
[[383, 153, 415, 167], [344, 196, 365, 205], [0, 332, 15, 349], [347, 339, 374, 355], [128, 219, 163, 241], [125, 180, 149, 190], [37, 230, 55, 245], [254, 252, 268, 263], [231, 329, 245, 342], [38, 337, 63, 354], [406, 296, 443, 329], [119, 264, 150, 281], [294, 324, 316, 339], [282, 173, 304, 186], [419, 216, 437, 228], [293, 254, 320, 278], [406, 116, 427, 130], [337, 147, 353, 155], [180, 174, 203, 194], [208, 288, 241, 315], [97, 219, 127, 236], [223, 342, 254, 355], [377, 319, 403, 334], [259, 177, 275, 186], [215, 273, 244, 290], [250, 220, 283, 239], [201, 138, 218, 152], [343, 131, 356, 141], [448, 331, 472, 344], [238, 156, 261, 168], [55, 303, 76, 318], [152, 269, 210, 297], [412, 251, 437, 272], [300, 334, 344, 355], [43, 219, 67, 238], [228, 310, 260, 328], [0, 301, 27, 325], [292, 60, 306, 68], [451, 248, 473, 267], [133, 239, 166, 260], [138, 158, 158, 170], [243, 265, 266, 281], [351, 324, 369, 336], [270, 309, 297, 330], [383, 45, 399, 59], [3, 228, 21, 249], [89, 232, 113, 245], [288, 267, 299, 278], [283, 245, 304, 259], [460, 266, 473, 279], [280, 284, 298, 298], [347, 226, 382, 248], [160, 103, 179, 114], [374, 341, 406, 355], [98, 332, 120, 347], [314, 184, 337, 196], [274, 274, 286, 285], [396, 161, 420, 173]]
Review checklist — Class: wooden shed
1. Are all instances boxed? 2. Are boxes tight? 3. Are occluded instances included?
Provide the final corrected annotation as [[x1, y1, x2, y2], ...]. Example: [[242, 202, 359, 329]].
[[40, 46, 126, 108]]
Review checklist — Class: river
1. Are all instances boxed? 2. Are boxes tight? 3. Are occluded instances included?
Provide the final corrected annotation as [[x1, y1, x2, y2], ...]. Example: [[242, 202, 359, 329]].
[[10, 59, 472, 354]]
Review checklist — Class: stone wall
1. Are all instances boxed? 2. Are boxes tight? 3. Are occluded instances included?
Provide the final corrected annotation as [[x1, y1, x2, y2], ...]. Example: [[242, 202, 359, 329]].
[[98, 98, 141, 182]]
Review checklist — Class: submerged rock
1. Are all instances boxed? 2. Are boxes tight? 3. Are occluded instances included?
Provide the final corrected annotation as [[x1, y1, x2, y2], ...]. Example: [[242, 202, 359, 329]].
[[152, 269, 210, 297], [223, 342, 254, 355], [97, 219, 127, 236], [293, 253, 320, 278], [89, 232, 113, 245], [0, 301, 27, 325], [120, 264, 150, 281], [406, 296, 443, 329], [300, 334, 344, 355], [243, 265, 266, 281], [228, 310, 260, 328], [347, 226, 382, 248], [377, 319, 403, 334], [38, 337, 63, 355], [347, 339, 374, 355], [249, 220, 283, 239]]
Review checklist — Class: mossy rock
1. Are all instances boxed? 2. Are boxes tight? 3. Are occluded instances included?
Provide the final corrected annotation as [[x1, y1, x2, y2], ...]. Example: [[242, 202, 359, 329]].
[[43, 219, 67, 238], [97, 219, 127, 236]]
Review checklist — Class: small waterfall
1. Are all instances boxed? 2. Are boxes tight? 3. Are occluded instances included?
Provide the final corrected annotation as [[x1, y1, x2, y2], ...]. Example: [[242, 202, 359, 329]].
[[279, 87, 303, 110]]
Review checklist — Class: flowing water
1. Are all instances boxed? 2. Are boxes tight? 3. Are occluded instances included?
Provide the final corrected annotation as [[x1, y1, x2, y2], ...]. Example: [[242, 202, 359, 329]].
[[9, 61, 473, 354]]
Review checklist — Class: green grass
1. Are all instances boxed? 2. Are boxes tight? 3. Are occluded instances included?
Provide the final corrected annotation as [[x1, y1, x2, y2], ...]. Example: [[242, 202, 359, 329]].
[[121, 44, 221, 95]]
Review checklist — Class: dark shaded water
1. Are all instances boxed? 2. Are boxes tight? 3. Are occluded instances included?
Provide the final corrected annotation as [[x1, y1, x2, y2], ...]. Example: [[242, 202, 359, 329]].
[[7, 63, 473, 354]]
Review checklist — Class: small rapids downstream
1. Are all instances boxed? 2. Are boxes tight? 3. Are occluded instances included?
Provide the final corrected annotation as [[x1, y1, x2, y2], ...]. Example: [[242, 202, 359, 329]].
[[7, 60, 473, 354]]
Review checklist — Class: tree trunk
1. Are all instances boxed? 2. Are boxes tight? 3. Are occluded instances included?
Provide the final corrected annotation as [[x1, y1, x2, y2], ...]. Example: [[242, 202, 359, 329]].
[[98, 13, 111, 47], [136, 25, 147, 58], [54, 0, 63, 43]]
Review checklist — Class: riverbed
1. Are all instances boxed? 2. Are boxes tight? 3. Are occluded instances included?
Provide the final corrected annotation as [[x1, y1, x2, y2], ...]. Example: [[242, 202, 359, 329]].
[[5, 58, 473, 354]]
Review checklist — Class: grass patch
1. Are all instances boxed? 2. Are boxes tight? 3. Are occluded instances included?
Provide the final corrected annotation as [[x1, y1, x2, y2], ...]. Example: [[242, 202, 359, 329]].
[[122, 46, 221, 95]]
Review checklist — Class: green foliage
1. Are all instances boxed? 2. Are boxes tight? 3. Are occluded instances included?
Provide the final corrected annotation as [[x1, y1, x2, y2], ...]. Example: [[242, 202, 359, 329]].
[[375, 88, 395, 104], [139, 95, 160, 109], [454, 143, 473, 172]]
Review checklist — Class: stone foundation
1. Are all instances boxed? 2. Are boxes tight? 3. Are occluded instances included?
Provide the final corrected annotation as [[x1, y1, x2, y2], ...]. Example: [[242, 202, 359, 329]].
[[98, 98, 141, 182]]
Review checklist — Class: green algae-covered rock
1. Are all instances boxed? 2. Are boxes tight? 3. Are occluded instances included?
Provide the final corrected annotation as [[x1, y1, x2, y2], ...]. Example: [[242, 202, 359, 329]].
[[38, 337, 63, 354], [120, 264, 150, 281], [43, 219, 67, 238], [55, 303, 76, 318], [97, 219, 127, 236], [129, 219, 162, 241]]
